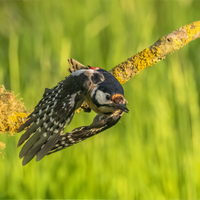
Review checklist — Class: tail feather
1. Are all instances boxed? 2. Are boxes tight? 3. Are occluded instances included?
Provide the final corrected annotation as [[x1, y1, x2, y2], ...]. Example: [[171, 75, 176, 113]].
[[68, 58, 87, 73], [36, 132, 60, 162], [19, 111, 69, 165], [17, 125, 37, 147]]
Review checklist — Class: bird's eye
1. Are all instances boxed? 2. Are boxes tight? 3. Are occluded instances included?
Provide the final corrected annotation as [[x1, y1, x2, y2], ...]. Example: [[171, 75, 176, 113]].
[[106, 94, 111, 100]]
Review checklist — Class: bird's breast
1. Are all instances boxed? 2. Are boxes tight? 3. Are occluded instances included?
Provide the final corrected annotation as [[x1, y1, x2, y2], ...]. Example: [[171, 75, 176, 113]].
[[85, 94, 115, 116], [85, 94, 102, 115]]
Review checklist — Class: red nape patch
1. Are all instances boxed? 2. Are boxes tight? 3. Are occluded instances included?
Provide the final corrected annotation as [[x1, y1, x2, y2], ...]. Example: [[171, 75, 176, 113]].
[[112, 94, 124, 104], [88, 65, 100, 70]]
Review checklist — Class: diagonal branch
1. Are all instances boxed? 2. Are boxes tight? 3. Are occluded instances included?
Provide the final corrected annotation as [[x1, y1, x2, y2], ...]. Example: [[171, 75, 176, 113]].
[[109, 20, 200, 84]]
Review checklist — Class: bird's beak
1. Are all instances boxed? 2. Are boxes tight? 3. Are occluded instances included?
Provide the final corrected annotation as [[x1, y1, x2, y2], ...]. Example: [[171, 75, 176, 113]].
[[112, 103, 129, 113]]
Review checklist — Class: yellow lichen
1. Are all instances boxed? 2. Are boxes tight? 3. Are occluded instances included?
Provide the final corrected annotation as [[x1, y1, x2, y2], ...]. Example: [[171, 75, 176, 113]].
[[0, 85, 30, 134], [184, 21, 200, 42], [7, 112, 28, 134], [130, 47, 160, 73], [115, 73, 125, 84]]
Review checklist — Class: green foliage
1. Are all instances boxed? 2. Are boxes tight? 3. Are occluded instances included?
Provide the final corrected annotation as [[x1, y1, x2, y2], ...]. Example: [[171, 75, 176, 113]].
[[0, 0, 200, 199]]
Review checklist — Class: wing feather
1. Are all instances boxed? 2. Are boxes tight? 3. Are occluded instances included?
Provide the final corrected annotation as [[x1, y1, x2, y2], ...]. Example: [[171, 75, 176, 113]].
[[48, 111, 124, 155], [18, 72, 91, 165]]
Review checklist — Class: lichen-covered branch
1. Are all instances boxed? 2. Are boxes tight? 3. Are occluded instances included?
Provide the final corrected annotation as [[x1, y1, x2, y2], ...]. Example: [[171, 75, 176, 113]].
[[110, 20, 200, 84]]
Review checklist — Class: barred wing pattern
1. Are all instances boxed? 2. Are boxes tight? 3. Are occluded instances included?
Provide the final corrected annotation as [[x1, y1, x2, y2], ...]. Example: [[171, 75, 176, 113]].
[[18, 74, 90, 166], [48, 111, 124, 155]]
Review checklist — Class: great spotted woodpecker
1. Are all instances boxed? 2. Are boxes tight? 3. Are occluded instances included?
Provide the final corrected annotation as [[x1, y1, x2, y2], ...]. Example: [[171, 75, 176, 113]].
[[17, 58, 129, 165]]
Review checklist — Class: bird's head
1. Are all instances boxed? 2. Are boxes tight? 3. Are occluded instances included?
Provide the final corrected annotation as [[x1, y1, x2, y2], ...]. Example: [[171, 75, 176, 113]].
[[90, 84, 129, 115]]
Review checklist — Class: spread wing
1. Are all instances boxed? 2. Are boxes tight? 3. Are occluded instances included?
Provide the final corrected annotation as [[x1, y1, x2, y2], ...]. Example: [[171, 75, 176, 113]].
[[18, 72, 91, 166], [48, 110, 124, 155]]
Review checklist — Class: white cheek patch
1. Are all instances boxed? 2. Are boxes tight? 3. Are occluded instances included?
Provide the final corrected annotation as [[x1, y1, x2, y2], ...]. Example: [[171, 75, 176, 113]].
[[95, 90, 110, 105]]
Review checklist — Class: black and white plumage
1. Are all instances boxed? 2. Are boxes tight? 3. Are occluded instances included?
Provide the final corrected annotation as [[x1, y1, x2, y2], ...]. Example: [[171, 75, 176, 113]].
[[18, 58, 129, 165]]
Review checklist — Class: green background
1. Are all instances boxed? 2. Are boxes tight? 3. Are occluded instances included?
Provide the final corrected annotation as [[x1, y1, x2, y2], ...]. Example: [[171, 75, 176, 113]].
[[1, 0, 200, 199]]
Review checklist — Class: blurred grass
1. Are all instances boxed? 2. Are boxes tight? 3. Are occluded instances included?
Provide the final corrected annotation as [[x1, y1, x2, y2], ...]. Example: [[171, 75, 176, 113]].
[[0, 0, 200, 199]]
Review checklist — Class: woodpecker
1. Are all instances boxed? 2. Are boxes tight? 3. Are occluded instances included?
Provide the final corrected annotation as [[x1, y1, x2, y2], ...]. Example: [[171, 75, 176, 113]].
[[18, 58, 129, 165]]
